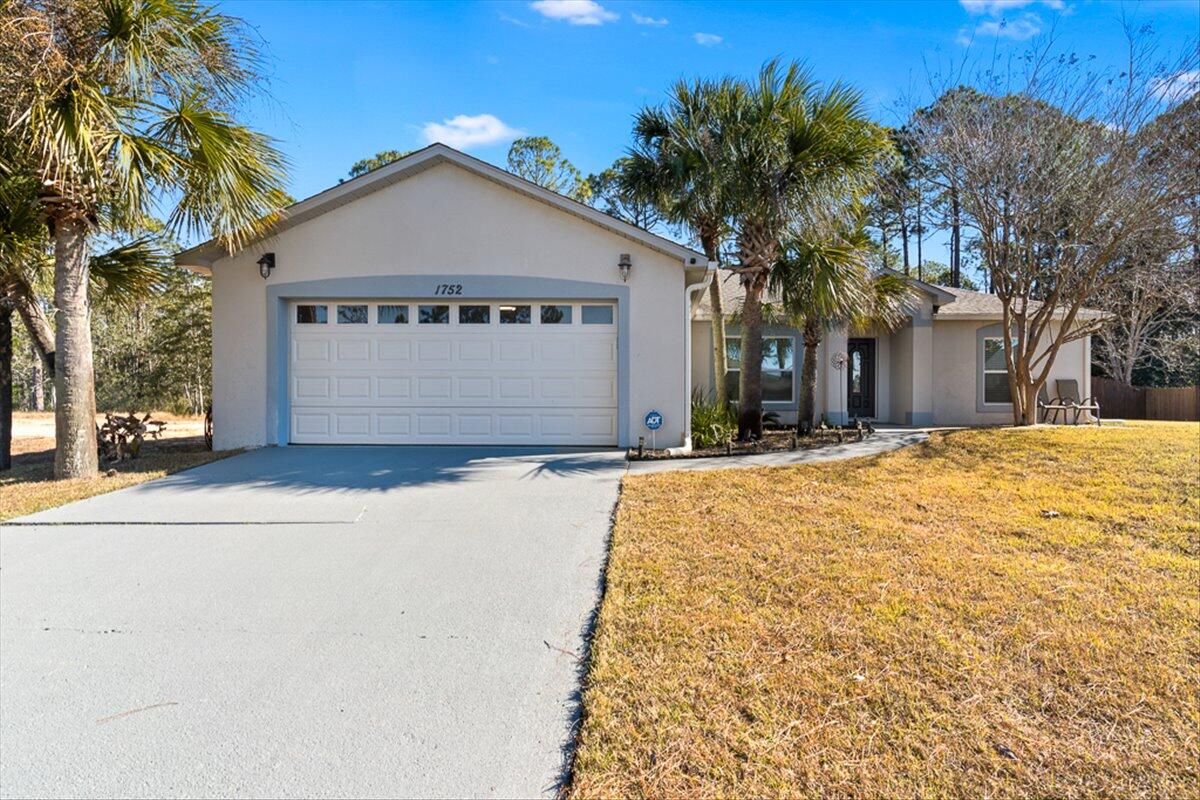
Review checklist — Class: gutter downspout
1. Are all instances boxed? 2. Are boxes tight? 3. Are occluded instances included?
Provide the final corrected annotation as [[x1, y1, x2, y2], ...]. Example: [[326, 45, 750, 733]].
[[676, 260, 718, 452]]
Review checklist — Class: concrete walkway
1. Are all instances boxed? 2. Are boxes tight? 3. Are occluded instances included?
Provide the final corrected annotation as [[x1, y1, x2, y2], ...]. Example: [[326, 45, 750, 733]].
[[627, 427, 929, 474], [0, 446, 625, 799]]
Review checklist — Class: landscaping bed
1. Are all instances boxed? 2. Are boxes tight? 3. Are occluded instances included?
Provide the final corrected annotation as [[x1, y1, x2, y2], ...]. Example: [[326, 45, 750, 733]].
[[574, 422, 1199, 798], [628, 425, 872, 461]]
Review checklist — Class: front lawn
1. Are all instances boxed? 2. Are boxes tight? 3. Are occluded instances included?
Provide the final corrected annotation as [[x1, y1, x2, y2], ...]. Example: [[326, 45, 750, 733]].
[[572, 422, 1199, 798], [2, 414, 236, 521]]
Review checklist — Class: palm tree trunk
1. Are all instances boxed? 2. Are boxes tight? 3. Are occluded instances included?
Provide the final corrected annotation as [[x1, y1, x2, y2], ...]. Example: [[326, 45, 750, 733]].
[[30, 341, 44, 411], [52, 217, 99, 479], [797, 317, 821, 432], [737, 275, 766, 440], [1, 303, 13, 471], [14, 282, 55, 377]]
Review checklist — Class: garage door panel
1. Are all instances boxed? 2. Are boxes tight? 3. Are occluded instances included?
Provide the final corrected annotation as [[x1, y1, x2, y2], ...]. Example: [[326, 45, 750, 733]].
[[378, 340, 412, 362], [289, 300, 617, 445]]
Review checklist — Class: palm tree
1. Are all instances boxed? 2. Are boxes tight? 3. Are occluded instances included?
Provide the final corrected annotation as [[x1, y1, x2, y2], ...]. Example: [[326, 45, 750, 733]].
[[1, 163, 171, 470], [623, 77, 740, 405], [722, 60, 889, 439], [769, 218, 912, 431], [1, 0, 289, 478]]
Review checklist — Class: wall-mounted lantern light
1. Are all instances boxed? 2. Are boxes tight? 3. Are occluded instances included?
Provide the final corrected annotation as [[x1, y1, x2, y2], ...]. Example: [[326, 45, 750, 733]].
[[618, 253, 632, 282], [257, 252, 276, 280]]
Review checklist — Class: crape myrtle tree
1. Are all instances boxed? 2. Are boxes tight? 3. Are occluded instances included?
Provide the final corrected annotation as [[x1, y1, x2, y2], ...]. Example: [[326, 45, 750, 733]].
[[623, 77, 740, 407], [722, 60, 889, 439], [912, 29, 1199, 425], [0, 0, 289, 478]]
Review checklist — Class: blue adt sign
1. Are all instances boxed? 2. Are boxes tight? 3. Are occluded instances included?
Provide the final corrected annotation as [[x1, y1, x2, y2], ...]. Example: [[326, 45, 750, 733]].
[[644, 410, 663, 431]]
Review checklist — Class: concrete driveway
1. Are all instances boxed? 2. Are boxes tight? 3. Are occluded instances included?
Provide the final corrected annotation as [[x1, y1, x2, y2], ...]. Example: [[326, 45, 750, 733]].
[[0, 446, 626, 799]]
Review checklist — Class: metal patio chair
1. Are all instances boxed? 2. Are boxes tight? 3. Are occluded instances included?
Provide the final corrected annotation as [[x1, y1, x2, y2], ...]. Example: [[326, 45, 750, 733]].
[[1056, 379, 1101, 425], [1038, 384, 1073, 424]]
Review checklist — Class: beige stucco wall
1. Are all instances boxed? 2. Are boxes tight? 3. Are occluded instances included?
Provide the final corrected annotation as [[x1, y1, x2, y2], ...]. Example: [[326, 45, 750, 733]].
[[210, 161, 691, 449], [689, 313, 1092, 428], [932, 319, 1091, 426]]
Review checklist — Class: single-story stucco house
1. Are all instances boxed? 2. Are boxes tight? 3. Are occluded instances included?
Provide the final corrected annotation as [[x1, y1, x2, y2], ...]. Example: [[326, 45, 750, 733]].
[[176, 144, 1096, 451]]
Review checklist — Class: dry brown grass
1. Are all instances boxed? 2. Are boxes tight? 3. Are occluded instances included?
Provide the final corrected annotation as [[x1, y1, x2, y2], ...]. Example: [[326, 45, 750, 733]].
[[571, 422, 1200, 799], [2, 413, 234, 521]]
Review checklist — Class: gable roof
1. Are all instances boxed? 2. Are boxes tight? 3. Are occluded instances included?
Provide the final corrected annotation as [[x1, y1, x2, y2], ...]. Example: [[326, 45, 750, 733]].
[[692, 267, 958, 321], [692, 272, 1104, 323], [175, 143, 705, 271], [935, 286, 1107, 320]]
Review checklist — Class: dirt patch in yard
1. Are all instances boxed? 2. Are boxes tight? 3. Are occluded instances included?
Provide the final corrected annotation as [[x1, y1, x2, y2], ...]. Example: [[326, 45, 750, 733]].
[[3, 414, 234, 521]]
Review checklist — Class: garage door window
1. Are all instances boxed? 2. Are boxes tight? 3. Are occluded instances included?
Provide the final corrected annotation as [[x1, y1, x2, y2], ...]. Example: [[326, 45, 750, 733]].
[[500, 304, 531, 324], [541, 304, 572, 324], [337, 304, 368, 324], [419, 304, 449, 324], [296, 304, 327, 324], [377, 304, 408, 324], [581, 305, 614, 325], [459, 305, 490, 324]]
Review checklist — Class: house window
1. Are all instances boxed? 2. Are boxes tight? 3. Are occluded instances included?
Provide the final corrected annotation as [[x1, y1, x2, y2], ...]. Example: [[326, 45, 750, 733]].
[[459, 305, 490, 324], [540, 304, 572, 324], [419, 304, 449, 324], [296, 304, 327, 324], [724, 337, 794, 403], [581, 305, 614, 324], [336, 304, 368, 324], [499, 305, 531, 324], [983, 337, 1013, 404], [377, 304, 408, 324]]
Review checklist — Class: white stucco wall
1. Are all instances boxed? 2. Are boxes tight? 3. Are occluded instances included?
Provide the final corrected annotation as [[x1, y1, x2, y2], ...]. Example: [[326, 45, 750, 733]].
[[210, 162, 692, 449], [932, 319, 1091, 426]]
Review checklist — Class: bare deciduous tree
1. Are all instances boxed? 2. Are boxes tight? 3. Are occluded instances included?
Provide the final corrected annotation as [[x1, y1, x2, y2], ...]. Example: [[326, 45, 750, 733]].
[[913, 29, 1198, 424]]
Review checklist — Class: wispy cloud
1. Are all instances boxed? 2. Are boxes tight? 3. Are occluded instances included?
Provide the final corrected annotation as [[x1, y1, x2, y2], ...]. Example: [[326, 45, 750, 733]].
[[422, 114, 523, 150], [529, 0, 618, 26], [632, 12, 669, 26], [957, 0, 1067, 44], [693, 32, 723, 46], [975, 12, 1043, 39], [960, 0, 1062, 13], [1151, 69, 1200, 103], [499, 12, 531, 28]]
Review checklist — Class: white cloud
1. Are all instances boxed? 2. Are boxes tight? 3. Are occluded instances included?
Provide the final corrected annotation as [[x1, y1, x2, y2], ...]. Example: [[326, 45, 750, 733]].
[[960, 0, 1062, 13], [632, 12, 668, 26], [421, 114, 523, 150], [1151, 70, 1200, 103], [693, 32, 723, 46], [529, 0, 617, 26], [974, 11, 1043, 39]]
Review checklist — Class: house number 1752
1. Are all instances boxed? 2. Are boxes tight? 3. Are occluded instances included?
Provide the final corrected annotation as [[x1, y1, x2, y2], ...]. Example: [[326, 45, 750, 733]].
[[433, 283, 463, 295]]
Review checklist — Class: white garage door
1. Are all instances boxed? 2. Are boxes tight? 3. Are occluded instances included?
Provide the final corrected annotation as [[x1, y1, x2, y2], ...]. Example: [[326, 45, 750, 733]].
[[288, 300, 618, 445]]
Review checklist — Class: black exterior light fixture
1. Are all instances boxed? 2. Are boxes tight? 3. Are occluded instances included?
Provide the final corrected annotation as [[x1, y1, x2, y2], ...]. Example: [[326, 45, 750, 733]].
[[618, 253, 632, 282], [257, 252, 276, 280]]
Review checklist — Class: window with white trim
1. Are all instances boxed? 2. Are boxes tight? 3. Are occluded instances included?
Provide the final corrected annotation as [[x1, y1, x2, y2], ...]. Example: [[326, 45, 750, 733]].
[[725, 337, 794, 403], [983, 337, 1014, 404]]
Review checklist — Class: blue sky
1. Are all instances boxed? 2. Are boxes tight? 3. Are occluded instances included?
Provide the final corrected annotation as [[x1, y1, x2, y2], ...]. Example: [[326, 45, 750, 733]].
[[225, 0, 1198, 265]]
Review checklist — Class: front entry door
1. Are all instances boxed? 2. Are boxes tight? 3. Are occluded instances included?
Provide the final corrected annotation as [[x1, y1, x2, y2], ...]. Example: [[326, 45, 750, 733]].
[[847, 338, 876, 419]]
